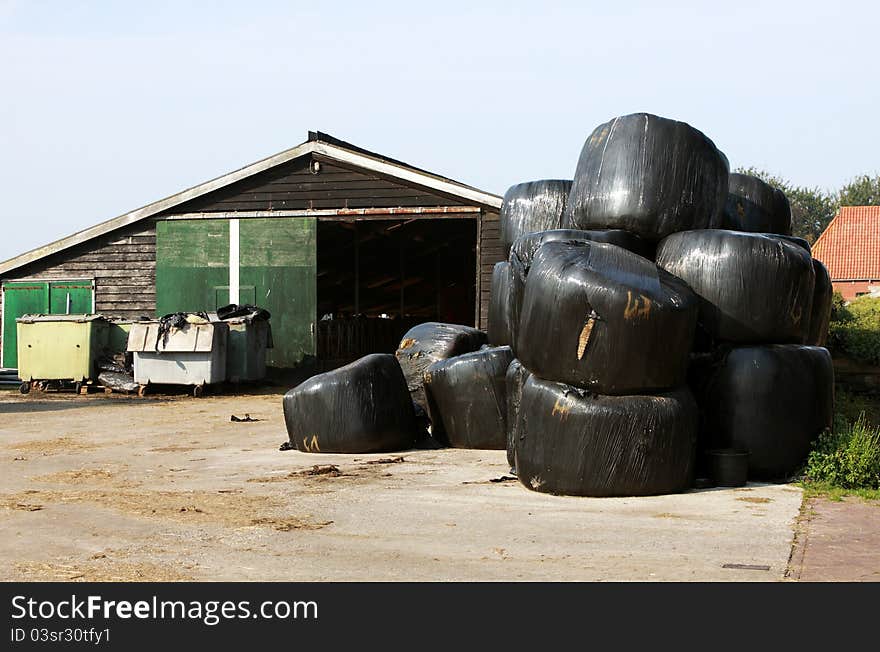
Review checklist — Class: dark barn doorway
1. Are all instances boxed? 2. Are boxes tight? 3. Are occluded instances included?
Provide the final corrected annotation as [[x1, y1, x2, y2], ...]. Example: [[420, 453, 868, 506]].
[[316, 217, 477, 364]]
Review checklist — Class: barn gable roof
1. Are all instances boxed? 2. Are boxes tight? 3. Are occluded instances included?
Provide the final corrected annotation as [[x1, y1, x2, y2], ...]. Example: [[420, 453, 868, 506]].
[[812, 206, 880, 281], [0, 133, 502, 275]]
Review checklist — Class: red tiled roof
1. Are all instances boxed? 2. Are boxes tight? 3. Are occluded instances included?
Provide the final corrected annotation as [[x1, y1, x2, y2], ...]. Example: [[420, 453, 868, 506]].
[[812, 206, 880, 280]]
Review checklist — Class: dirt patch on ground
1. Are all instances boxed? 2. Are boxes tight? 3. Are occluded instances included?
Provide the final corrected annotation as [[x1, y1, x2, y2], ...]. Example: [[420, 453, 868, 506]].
[[149, 443, 220, 453], [8, 436, 100, 454], [13, 560, 195, 582], [0, 488, 331, 531], [31, 468, 121, 483], [0, 496, 44, 511], [738, 496, 772, 504]]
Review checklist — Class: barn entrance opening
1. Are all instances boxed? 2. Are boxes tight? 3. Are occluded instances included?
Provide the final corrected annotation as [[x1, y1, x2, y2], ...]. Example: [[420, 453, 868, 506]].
[[315, 217, 477, 365]]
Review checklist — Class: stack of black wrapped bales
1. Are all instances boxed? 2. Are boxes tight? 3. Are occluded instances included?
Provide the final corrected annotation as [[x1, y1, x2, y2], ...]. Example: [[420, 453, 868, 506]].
[[498, 113, 730, 496], [281, 112, 834, 492], [656, 174, 834, 482]]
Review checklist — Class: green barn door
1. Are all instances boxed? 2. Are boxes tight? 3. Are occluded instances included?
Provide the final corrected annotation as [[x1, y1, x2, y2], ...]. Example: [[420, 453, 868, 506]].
[[156, 218, 316, 367], [1, 280, 94, 368], [49, 281, 94, 314], [156, 220, 230, 315], [240, 218, 316, 367], [2, 282, 48, 368]]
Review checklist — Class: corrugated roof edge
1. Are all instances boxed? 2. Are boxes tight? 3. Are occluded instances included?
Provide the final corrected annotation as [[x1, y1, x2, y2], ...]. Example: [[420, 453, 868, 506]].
[[0, 133, 502, 276]]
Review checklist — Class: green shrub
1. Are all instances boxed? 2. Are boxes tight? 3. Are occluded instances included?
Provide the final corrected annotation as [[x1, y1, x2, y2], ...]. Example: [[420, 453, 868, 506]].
[[828, 295, 880, 365], [803, 413, 880, 489]]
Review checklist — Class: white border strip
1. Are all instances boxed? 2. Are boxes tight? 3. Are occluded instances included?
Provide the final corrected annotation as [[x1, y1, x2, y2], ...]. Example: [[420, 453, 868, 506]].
[[228, 219, 240, 305]]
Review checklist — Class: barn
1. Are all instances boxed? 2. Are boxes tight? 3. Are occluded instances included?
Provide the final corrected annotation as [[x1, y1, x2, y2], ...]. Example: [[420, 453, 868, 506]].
[[0, 133, 504, 370], [812, 206, 880, 301]]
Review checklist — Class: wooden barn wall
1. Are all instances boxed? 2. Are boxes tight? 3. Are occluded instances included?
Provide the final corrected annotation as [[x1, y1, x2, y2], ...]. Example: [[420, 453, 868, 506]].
[[478, 211, 503, 330], [0, 222, 157, 330], [162, 156, 471, 214]]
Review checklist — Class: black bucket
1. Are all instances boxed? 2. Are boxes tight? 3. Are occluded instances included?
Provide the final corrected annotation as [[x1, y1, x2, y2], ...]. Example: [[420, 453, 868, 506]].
[[708, 448, 749, 487]]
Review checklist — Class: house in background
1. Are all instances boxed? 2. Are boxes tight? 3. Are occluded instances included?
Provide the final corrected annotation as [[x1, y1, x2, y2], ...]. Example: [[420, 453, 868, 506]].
[[0, 133, 504, 370], [812, 206, 880, 301]]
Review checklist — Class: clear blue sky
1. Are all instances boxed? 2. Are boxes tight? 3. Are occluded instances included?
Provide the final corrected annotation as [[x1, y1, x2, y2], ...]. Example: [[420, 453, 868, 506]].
[[1, 0, 877, 262]]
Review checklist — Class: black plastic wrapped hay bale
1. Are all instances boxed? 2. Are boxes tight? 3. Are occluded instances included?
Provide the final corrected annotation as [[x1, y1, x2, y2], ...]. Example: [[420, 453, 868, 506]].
[[656, 230, 815, 344], [282, 353, 417, 454], [563, 112, 729, 240], [499, 180, 572, 255], [505, 358, 531, 471], [395, 322, 488, 413], [721, 173, 792, 235], [503, 229, 655, 356], [806, 259, 832, 346], [772, 234, 811, 252], [515, 376, 697, 497], [488, 262, 517, 347], [701, 345, 833, 481], [423, 346, 514, 449], [517, 240, 698, 394]]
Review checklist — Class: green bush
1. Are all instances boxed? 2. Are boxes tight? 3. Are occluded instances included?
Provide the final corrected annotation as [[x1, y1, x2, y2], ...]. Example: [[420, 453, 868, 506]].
[[828, 295, 880, 365], [803, 413, 880, 489]]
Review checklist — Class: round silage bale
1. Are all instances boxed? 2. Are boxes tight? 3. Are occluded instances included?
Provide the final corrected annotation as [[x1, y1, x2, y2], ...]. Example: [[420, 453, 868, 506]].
[[655, 230, 815, 344], [517, 240, 698, 394], [563, 112, 729, 240], [515, 376, 698, 497]]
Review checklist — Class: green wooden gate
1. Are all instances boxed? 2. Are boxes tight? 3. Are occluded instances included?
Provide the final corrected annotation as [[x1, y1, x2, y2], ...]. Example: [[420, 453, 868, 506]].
[[156, 218, 316, 367], [1, 280, 94, 368]]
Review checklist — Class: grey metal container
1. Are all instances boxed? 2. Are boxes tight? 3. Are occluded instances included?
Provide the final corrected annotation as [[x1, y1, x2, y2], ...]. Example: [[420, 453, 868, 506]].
[[127, 321, 228, 391], [225, 318, 271, 383]]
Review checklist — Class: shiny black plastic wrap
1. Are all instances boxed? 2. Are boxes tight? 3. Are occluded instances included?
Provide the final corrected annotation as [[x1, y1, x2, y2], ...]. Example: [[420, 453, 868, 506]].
[[505, 358, 531, 470], [656, 230, 815, 344], [424, 346, 514, 449], [701, 345, 833, 481], [395, 322, 488, 412], [772, 234, 811, 252], [515, 376, 697, 497], [499, 180, 572, 254], [498, 229, 654, 354], [517, 241, 698, 394], [282, 353, 417, 454], [563, 113, 729, 240], [488, 262, 517, 347], [510, 228, 654, 267], [807, 259, 832, 346], [721, 173, 792, 235]]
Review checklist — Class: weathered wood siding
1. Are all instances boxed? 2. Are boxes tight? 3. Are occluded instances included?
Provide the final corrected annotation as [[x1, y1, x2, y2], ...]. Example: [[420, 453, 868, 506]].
[[478, 210, 504, 330], [164, 156, 471, 214], [0, 222, 157, 323]]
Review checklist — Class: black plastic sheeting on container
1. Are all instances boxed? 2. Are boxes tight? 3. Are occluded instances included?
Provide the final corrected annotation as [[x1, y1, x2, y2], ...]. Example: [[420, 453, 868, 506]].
[[700, 345, 833, 481], [499, 180, 572, 255], [282, 353, 417, 454], [395, 322, 488, 413], [488, 262, 517, 348], [423, 346, 514, 450], [514, 376, 697, 497], [721, 173, 792, 235], [216, 303, 271, 321], [656, 230, 815, 344], [517, 241, 698, 394], [563, 112, 729, 240], [807, 259, 832, 346], [505, 359, 531, 471]]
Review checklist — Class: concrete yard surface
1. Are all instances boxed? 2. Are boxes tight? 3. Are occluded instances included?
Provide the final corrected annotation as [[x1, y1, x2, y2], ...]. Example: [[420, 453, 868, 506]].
[[1, 391, 803, 581]]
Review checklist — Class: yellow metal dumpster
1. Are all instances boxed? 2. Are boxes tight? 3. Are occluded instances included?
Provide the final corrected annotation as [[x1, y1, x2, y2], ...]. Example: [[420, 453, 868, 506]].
[[16, 314, 110, 392]]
